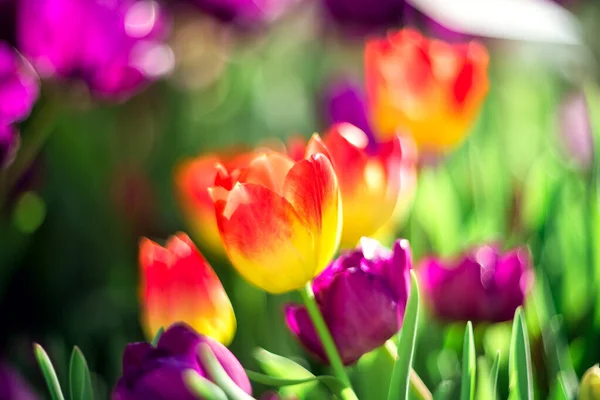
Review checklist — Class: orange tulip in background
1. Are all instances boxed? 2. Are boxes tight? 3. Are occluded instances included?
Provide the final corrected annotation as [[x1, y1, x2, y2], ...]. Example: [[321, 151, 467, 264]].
[[210, 147, 342, 294], [289, 124, 416, 248], [175, 152, 254, 256], [139, 233, 236, 344], [365, 28, 489, 153]]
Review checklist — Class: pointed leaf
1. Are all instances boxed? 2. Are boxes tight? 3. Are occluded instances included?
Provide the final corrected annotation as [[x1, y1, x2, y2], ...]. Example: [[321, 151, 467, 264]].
[[151, 327, 164, 347], [246, 370, 343, 390], [551, 372, 570, 400], [460, 322, 476, 400], [198, 343, 256, 400], [253, 348, 334, 399], [490, 351, 501, 399], [387, 271, 420, 400], [183, 369, 228, 400], [34, 343, 66, 400], [69, 346, 93, 400], [509, 308, 534, 400]]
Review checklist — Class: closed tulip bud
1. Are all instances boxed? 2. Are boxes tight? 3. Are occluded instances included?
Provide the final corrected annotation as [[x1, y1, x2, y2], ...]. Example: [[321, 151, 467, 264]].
[[113, 323, 251, 400], [580, 365, 600, 400], [139, 233, 236, 345], [418, 244, 534, 323], [285, 238, 411, 365], [306, 124, 407, 248], [211, 149, 342, 294], [365, 28, 489, 153]]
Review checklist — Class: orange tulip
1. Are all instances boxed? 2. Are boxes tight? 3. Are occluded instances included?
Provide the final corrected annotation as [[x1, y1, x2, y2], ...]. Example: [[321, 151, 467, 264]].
[[293, 123, 414, 248], [210, 149, 342, 294], [175, 152, 254, 256], [365, 28, 489, 153], [139, 233, 236, 344]]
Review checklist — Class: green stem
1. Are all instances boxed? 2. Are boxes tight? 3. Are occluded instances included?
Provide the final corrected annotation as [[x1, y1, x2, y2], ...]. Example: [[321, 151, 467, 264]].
[[384, 340, 433, 400], [299, 282, 358, 400]]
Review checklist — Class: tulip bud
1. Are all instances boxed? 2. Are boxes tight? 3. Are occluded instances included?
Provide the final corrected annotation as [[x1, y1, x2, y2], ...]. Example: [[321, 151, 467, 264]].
[[113, 323, 251, 400], [419, 244, 534, 323], [139, 233, 236, 345], [285, 238, 411, 365], [580, 365, 600, 400]]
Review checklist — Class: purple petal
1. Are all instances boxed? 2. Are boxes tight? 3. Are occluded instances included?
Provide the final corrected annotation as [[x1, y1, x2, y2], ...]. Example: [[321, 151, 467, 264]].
[[322, 0, 405, 33], [284, 304, 327, 362]]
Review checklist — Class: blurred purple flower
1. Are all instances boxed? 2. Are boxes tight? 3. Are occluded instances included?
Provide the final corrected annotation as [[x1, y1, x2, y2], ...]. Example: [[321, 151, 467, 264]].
[[0, 363, 39, 400], [188, 0, 295, 27], [419, 244, 534, 323], [113, 322, 251, 400], [17, 0, 173, 100], [559, 93, 593, 170], [0, 0, 16, 44], [321, 0, 405, 34], [285, 238, 411, 365]]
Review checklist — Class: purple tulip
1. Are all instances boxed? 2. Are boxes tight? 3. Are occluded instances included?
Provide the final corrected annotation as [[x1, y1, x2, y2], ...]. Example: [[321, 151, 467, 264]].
[[0, 363, 39, 400], [558, 93, 593, 170], [0, 41, 38, 125], [188, 0, 295, 27], [285, 238, 411, 365], [321, 0, 405, 34], [113, 322, 251, 400], [17, 0, 173, 100], [418, 244, 534, 323]]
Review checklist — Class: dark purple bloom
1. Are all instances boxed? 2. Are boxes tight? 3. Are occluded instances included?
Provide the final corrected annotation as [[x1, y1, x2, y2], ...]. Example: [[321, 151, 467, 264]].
[[113, 322, 251, 400], [285, 238, 411, 366], [0, 363, 39, 400], [0, 0, 16, 44], [17, 0, 173, 100], [418, 244, 534, 323], [558, 93, 593, 170], [188, 0, 295, 27], [321, 0, 405, 34]]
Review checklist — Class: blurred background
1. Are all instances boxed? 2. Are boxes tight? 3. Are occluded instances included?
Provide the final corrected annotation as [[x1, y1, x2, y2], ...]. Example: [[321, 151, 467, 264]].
[[2, 0, 600, 398]]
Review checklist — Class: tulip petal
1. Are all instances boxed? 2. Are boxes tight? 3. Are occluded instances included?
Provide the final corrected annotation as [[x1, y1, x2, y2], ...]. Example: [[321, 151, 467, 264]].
[[282, 153, 341, 274], [284, 304, 326, 362], [215, 183, 316, 293], [244, 153, 295, 194]]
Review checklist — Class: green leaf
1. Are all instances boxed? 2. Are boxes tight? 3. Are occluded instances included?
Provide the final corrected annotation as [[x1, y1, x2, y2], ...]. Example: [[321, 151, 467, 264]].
[[387, 271, 420, 400], [354, 346, 394, 400], [151, 327, 164, 347], [490, 351, 501, 399], [253, 348, 332, 399], [183, 369, 228, 400], [550, 372, 571, 400], [198, 343, 256, 400], [69, 346, 93, 400], [34, 343, 66, 400], [433, 381, 456, 400], [460, 322, 476, 400], [509, 308, 534, 400]]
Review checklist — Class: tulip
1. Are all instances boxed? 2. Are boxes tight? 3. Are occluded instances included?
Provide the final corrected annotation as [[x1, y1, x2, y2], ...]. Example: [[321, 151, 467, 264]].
[[298, 123, 405, 248], [0, 363, 38, 400], [321, 0, 405, 35], [210, 149, 342, 294], [580, 364, 600, 400], [113, 322, 252, 400], [285, 238, 411, 365], [365, 28, 489, 153], [175, 152, 254, 256], [139, 233, 236, 345], [0, 41, 38, 125], [17, 0, 172, 100], [322, 79, 417, 245], [418, 244, 534, 323]]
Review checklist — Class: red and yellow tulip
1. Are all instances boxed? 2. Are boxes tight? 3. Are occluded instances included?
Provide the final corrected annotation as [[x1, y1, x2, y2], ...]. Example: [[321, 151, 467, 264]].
[[175, 152, 254, 256], [139, 232, 236, 344], [365, 28, 489, 153], [291, 124, 415, 248], [210, 149, 342, 294]]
